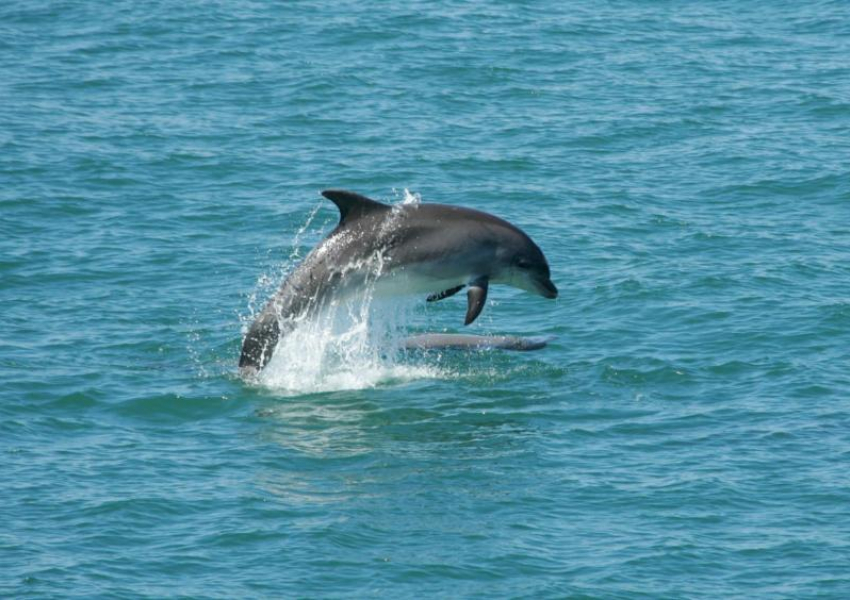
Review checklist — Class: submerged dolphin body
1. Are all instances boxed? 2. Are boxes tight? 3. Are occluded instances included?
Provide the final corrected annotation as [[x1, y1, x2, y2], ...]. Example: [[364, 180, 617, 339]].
[[402, 333, 555, 352], [239, 190, 557, 375]]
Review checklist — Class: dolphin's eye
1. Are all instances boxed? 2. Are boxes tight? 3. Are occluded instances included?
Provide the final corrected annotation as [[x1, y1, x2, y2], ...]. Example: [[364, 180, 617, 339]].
[[516, 258, 531, 269]]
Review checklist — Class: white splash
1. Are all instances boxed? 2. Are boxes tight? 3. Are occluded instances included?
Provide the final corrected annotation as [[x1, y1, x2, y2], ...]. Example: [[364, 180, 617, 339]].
[[401, 188, 421, 205], [244, 199, 326, 321], [251, 215, 441, 395], [256, 290, 438, 395]]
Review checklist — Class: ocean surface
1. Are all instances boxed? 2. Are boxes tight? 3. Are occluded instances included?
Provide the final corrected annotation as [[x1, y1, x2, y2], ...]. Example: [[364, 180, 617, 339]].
[[3, 1, 850, 597]]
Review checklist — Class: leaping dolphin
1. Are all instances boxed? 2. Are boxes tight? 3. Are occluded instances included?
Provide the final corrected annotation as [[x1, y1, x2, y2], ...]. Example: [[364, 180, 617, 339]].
[[239, 190, 558, 375]]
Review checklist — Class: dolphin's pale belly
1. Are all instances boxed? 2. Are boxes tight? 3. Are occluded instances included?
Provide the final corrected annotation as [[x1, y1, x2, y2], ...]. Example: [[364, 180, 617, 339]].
[[371, 263, 467, 298], [287, 256, 465, 310]]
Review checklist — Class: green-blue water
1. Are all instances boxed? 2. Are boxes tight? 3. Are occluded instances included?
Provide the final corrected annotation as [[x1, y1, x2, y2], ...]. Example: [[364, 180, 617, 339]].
[[3, 1, 850, 597]]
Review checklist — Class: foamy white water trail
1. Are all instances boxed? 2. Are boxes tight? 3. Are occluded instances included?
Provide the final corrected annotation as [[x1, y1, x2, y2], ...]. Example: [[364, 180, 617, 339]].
[[257, 291, 438, 395]]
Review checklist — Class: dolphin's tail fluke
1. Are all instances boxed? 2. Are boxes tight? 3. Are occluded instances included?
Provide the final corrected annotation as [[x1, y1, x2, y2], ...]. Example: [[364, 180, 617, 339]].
[[239, 311, 281, 376]]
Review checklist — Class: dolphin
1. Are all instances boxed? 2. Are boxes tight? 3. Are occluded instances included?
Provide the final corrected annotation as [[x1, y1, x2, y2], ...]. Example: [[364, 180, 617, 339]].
[[239, 190, 557, 375], [402, 333, 555, 352]]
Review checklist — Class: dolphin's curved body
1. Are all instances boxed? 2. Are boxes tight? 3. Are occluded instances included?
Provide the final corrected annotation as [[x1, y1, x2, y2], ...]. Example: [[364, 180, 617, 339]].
[[239, 190, 557, 375]]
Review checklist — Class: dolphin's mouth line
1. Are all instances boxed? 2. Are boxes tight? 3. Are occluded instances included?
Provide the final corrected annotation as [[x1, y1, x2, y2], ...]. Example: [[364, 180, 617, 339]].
[[539, 279, 558, 299]]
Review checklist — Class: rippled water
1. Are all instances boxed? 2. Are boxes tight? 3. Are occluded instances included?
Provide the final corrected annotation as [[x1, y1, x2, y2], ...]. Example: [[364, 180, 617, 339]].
[[3, 1, 850, 597]]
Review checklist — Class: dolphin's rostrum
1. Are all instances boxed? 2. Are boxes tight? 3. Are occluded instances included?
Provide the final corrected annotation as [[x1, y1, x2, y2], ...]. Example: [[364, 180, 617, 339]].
[[239, 190, 557, 374]]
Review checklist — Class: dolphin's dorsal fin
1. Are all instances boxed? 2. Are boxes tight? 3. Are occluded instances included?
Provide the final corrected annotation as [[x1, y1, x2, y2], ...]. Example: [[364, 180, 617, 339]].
[[321, 190, 390, 226]]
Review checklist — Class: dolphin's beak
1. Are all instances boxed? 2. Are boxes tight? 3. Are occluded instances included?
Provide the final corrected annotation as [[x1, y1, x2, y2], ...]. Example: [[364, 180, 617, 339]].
[[538, 278, 558, 299]]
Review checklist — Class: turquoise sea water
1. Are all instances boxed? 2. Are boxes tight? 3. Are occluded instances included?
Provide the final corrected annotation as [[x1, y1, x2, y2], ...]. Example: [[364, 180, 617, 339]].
[[3, 1, 850, 597]]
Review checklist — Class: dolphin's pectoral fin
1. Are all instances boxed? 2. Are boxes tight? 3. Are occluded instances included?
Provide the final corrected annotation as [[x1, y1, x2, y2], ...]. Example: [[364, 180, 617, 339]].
[[464, 276, 489, 325], [427, 285, 464, 303]]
